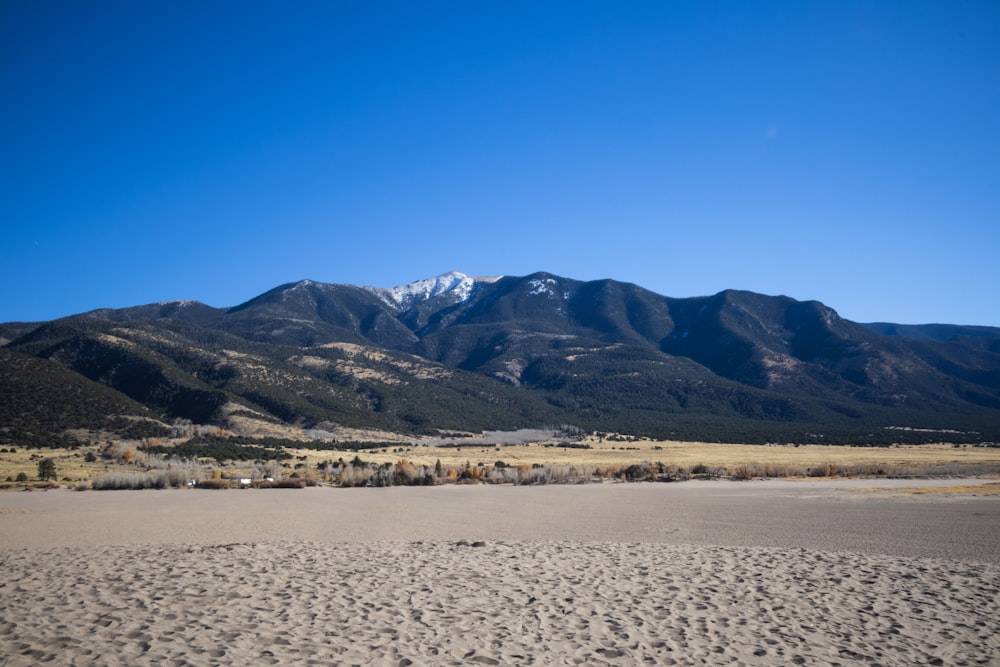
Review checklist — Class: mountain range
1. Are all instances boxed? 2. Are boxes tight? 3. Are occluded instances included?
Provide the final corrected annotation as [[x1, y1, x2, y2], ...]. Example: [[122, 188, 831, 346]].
[[3, 271, 999, 447]]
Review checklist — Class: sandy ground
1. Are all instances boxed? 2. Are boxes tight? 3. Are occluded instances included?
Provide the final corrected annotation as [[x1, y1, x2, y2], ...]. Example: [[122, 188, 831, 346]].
[[1, 479, 998, 665]]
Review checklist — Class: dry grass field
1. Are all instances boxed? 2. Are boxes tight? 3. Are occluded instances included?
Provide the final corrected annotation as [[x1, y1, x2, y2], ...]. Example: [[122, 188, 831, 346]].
[[293, 438, 1000, 475], [2, 438, 999, 488], [0, 447, 96, 485]]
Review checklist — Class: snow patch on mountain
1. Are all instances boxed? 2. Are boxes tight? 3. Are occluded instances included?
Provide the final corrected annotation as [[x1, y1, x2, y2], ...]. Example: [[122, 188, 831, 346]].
[[364, 272, 501, 311], [154, 299, 199, 307], [528, 278, 558, 297]]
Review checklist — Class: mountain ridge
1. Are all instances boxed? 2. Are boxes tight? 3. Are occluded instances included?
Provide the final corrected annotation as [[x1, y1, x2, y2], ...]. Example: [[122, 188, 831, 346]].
[[3, 271, 999, 446]]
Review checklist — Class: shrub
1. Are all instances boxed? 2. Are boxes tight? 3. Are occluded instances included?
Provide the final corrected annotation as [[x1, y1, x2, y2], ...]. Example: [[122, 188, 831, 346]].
[[622, 463, 650, 481], [808, 463, 839, 478], [15, 472, 28, 483], [196, 478, 231, 490], [689, 463, 722, 478], [152, 468, 192, 488], [92, 472, 153, 490], [267, 478, 305, 489], [458, 465, 486, 482], [91, 468, 194, 490], [337, 463, 374, 487]]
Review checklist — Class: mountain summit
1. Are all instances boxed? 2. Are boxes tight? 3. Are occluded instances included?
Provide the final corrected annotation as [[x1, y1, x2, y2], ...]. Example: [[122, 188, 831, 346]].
[[363, 271, 499, 311], [2, 271, 999, 445]]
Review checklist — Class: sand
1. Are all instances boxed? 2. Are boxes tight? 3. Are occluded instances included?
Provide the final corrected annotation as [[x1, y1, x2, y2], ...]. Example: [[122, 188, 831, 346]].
[[1, 479, 998, 666]]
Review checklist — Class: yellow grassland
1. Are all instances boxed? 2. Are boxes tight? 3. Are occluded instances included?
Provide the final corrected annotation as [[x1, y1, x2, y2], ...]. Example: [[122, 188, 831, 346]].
[[288, 439, 1000, 474], [2, 438, 999, 488], [0, 448, 98, 485]]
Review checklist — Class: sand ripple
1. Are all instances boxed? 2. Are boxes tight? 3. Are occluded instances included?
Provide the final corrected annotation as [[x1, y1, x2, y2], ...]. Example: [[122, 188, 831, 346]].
[[1, 541, 996, 666]]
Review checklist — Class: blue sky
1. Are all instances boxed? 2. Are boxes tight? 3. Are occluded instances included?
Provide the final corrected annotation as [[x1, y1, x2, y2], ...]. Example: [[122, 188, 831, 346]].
[[2, 1, 998, 325]]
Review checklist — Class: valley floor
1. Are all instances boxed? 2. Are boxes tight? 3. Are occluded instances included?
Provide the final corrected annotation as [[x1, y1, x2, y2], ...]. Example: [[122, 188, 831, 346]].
[[1, 481, 997, 665]]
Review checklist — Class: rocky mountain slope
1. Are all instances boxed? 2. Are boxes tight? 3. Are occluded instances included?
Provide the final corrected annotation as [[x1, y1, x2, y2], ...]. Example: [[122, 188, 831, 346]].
[[3, 272, 999, 445]]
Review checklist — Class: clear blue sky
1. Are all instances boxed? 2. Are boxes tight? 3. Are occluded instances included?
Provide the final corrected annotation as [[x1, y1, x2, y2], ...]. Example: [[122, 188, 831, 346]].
[[3, 1, 998, 325]]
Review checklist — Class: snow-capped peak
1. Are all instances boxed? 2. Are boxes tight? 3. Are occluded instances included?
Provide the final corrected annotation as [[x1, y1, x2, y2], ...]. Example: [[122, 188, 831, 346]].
[[154, 299, 198, 307], [364, 271, 500, 311]]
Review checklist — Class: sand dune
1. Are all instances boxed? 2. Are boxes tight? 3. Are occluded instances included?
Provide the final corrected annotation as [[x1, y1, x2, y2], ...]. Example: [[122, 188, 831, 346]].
[[1, 480, 997, 665]]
